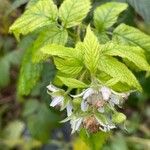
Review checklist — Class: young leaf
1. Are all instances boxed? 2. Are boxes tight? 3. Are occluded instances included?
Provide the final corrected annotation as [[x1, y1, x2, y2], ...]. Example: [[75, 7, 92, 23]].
[[102, 43, 150, 71], [58, 76, 88, 88], [9, 0, 58, 40], [113, 23, 150, 52], [40, 44, 75, 59], [98, 56, 142, 91], [32, 26, 68, 62], [94, 2, 128, 31], [83, 26, 100, 74], [59, 0, 91, 28], [18, 47, 43, 96], [54, 57, 83, 76]]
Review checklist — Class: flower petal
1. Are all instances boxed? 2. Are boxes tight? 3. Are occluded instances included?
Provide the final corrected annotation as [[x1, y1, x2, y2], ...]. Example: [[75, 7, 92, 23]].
[[66, 103, 73, 117], [108, 124, 116, 129], [83, 88, 95, 100], [81, 99, 89, 112], [101, 86, 111, 100], [99, 126, 107, 132], [71, 118, 83, 134], [47, 84, 58, 92], [110, 95, 119, 105], [50, 96, 63, 107], [75, 118, 83, 131]]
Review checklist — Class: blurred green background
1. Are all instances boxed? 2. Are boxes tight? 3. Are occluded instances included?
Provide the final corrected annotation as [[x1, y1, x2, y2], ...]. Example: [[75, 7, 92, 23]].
[[0, 0, 150, 150]]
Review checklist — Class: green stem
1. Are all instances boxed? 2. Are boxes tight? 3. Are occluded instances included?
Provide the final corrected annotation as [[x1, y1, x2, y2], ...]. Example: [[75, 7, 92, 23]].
[[76, 25, 81, 42], [65, 88, 72, 95]]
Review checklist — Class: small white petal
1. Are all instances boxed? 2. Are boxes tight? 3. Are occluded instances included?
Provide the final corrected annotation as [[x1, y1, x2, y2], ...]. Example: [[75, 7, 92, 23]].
[[66, 103, 73, 117], [50, 96, 63, 107], [71, 118, 83, 134], [108, 125, 116, 129], [99, 126, 107, 132], [95, 116, 106, 127], [81, 100, 89, 112], [83, 88, 95, 100], [101, 86, 111, 100], [121, 93, 130, 99], [47, 84, 58, 92], [109, 101, 115, 107], [75, 118, 83, 131], [98, 107, 105, 113], [110, 95, 119, 105]]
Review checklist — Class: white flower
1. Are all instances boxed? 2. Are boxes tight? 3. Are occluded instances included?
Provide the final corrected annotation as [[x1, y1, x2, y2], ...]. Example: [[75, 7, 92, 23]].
[[47, 84, 64, 107], [47, 83, 73, 116], [109, 94, 120, 107], [99, 124, 116, 132], [100, 86, 111, 100], [81, 99, 89, 112], [66, 103, 73, 117], [50, 96, 64, 107], [71, 86, 110, 112], [70, 117, 83, 134], [95, 115, 116, 132]]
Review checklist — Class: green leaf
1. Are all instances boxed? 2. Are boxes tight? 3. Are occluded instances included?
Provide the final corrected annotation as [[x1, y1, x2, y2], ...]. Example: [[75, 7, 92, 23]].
[[74, 42, 85, 62], [0, 58, 10, 88], [32, 26, 68, 62], [83, 26, 100, 74], [113, 23, 150, 52], [54, 57, 83, 76], [102, 43, 150, 71], [98, 56, 142, 91], [59, 0, 91, 28], [9, 0, 58, 40], [94, 2, 128, 31], [3, 120, 25, 140], [22, 99, 40, 117], [40, 44, 75, 59], [27, 103, 59, 142], [58, 76, 87, 88], [18, 47, 43, 96], [79, 129, 109, 150], [94, 31, 110, 44]]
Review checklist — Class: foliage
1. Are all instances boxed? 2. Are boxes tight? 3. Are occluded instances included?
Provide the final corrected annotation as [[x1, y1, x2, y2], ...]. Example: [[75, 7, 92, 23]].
[[0, 0, 150, 149]]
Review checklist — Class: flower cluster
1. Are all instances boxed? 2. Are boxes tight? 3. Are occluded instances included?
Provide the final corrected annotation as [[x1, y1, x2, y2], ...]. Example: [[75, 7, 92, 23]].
[[47, 83, 130, 134]]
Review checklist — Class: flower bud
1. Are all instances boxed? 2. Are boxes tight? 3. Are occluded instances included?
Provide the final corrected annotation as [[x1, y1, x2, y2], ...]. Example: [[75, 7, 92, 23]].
[[112, 112, 126, 124]]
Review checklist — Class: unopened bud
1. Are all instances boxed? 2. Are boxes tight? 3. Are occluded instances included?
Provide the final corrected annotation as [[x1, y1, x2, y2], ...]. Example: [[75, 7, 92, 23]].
[[112, 112, 126, 124]]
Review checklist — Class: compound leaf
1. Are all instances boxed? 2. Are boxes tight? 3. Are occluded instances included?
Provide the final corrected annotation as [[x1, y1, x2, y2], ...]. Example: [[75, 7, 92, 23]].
[[32, 26, 68, 62], [59, 0, 91, 28], [54, 57, 83, 76], [94, 2, 128, 31], [113, 23, 150, 52], [18, 47, 43, 96], [58, 76, 88, 88], [9, 0, 58, 40], [83, 26, 100, 74], [102, 43, 150, 71], [98, 56, 142, 91]]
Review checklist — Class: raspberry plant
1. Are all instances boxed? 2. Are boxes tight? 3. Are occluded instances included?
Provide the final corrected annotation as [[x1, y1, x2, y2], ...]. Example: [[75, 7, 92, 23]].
[[10, 0, 150, 134]]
